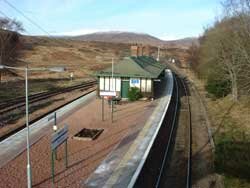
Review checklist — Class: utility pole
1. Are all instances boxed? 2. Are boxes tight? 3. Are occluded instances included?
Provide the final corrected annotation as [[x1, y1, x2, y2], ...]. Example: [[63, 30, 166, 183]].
[[112, 57, 114, 80], [111, 57, 114, 123], [25, 67, 32, 188], [0, 65, 65, 188], [102, 96, 104, 121]]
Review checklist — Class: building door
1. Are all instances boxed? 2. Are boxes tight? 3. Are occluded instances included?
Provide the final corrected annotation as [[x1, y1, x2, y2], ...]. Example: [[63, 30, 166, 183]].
[[121, 80, 129, 98]]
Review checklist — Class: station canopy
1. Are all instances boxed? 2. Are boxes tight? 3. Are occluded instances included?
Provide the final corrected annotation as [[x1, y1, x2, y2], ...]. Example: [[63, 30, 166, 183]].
[[95, 56, 167, 78]]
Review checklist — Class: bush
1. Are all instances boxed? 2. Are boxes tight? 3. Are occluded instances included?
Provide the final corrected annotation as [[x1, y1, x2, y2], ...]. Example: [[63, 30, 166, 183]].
[[215, 132, 250, 180], [128, 87, 142, 101], [205, 75, 231, 98]]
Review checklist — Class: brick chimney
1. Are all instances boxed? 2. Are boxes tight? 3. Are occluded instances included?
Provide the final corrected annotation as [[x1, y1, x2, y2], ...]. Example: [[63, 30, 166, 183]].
[[142, 45, 150, 56], [131, 45, 139, 57], [138, 44, 143, 56], [131, 44, 151, 57]]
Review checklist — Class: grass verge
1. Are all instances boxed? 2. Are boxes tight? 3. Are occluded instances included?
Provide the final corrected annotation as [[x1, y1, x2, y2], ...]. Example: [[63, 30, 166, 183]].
[[210, 99, 250, 188]]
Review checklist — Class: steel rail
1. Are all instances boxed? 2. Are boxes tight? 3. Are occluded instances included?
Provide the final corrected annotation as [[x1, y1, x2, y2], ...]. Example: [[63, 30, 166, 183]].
[[0, 81, 96, 114], [0, 81, 96, 107], [179, 77, 192, 188], [0, 88, 96, 141], [154, 74, 192, 188]]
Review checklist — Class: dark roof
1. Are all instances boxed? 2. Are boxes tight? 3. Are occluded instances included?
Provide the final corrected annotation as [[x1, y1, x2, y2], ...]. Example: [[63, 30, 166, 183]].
[[95, 56, 166, 78]]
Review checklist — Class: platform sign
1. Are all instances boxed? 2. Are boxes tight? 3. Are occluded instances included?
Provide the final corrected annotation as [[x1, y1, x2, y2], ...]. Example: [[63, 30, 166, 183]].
[[130, 78, 140, 88], [100, 91, 116, 97], [131, 79, 139, 84], [51, 125, 68, 150], [48, 114, 54, 122], [51, 125, 68, 183]]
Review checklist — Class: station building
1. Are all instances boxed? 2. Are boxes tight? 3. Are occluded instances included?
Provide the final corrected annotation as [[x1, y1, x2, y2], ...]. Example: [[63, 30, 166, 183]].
[[95, 45, 167, 99]]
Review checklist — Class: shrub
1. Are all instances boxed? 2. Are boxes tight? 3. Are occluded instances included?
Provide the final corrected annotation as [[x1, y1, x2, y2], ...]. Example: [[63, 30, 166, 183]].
[[214, 132, 250, 180], [128, 87, 142, 101], [205, 74, 231, 98]]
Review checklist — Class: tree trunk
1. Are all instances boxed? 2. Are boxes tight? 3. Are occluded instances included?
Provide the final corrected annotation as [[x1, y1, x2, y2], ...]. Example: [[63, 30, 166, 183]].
[[232, 78, 238, 101], [230, 70, 238, 101], [0, 57, 1, 83]]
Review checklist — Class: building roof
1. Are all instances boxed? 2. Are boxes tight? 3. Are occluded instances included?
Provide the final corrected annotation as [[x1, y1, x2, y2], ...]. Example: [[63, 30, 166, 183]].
[[95, 56, 167, 78]]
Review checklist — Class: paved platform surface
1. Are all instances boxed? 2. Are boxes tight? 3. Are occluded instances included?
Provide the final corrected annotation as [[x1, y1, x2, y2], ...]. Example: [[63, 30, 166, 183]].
[[84, 70, 173, 188], [0, 88, 156, 187], [0, 91, 96, 168]]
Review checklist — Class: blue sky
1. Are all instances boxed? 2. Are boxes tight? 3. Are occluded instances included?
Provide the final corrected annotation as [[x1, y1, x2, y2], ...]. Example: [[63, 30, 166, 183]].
[[0, 0, 221, 40]]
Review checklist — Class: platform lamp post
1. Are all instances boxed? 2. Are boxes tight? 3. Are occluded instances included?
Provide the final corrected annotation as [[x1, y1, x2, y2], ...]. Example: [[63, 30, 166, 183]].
[[111, 57, 114, 123], [0, 65, 65, 188]]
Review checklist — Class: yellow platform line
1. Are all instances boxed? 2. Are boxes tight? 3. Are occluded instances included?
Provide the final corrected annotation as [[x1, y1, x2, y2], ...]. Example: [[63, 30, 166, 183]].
[[105, 98, 164, 186]]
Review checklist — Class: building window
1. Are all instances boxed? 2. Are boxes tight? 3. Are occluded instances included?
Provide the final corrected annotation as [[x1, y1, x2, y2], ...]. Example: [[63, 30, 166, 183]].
[[110, 77, 116, 91], [141, 79, 146, 92], [146, 79, 152, 92], [105, 77, 110, 91], [99, 77, 104, 90], [116, 78, 121, 91]]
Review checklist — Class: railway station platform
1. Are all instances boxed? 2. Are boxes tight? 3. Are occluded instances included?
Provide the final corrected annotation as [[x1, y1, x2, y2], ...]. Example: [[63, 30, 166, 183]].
[[0, 91, 96, 168], [0, 69, 173, 187], [84, 69, 174, 188]]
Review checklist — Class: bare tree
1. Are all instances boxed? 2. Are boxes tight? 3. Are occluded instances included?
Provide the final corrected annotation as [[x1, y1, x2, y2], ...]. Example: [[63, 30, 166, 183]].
[[198, 0, 250, 101], [0, 17, 24, 82], [187, 42, 200, 76], [222, 0, 250, 98]]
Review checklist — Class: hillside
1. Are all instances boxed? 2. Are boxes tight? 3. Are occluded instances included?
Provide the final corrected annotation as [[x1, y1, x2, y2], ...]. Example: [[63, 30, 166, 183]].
[[166, 37, 199, 48], [16, 35, 131, 79], [70, 31, 198, 49], [72, 32, 163, 46], [1, 33, 191, 81]]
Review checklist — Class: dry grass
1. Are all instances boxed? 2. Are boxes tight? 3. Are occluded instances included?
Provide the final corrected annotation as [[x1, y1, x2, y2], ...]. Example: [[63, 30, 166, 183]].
[[0, 37, 130, 100], [180, 67, 250, 188], [11, 37, 131, 80], [208, 95, 250, 134]]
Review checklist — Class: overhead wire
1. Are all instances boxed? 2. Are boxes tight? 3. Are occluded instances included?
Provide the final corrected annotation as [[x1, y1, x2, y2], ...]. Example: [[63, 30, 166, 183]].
[[2, 0, 96, 55], [2, 0, 120, 51], [1, 0, 128, 72]]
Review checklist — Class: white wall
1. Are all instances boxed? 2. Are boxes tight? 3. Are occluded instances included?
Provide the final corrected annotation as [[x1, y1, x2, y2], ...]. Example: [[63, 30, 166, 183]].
[[105, 77, 110, 91], [140, 78, 152, 92], [141, 79, 146, 92], [99, 77, 152, 93], [146, 79, 152, 92], [99, 77, 121, 92], [116, 78, 121, 91], [99, 77, 104, 90], [110, 78, 116, 91]]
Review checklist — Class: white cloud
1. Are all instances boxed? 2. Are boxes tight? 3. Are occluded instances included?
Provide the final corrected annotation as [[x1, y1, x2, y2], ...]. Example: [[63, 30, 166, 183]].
[[21, 1, 217, 38], [159, 35, 184, 41], [52, 29, 108, 36], [52, 28, 137, 36]]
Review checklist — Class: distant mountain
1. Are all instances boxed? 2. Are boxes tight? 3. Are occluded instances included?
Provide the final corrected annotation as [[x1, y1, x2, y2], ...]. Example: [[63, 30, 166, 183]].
[[69, 31, 198, 48], [166, 37, 199, 48], [72, 31, 163, 46]]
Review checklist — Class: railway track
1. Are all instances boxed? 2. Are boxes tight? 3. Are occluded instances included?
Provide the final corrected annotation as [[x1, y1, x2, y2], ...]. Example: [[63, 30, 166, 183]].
[[0, 80, 97, 115], [134, 73, 192, 188], [0, 87, 97, 141]]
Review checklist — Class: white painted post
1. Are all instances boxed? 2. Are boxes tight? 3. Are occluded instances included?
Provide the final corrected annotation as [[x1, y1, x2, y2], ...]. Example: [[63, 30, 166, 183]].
[[25, 67, 32, 188]]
